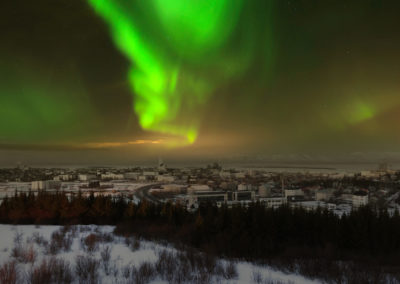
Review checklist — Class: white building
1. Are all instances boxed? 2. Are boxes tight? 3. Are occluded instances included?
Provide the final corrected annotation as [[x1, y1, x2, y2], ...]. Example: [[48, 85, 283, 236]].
[[284, 189, 304, 199], [78, 174, 96, 181], [187, 185, 210, 193], [53, 174, 73, 181], [138, 175, 147, 182], [291, 201, 336, 212], [156, 175, 175, 182], [238, 183, 252, 191], [259, 197, 286, 209], [360, 171, 382, 178], [31, 180, 61, 191], [101, 173, 124, 180]]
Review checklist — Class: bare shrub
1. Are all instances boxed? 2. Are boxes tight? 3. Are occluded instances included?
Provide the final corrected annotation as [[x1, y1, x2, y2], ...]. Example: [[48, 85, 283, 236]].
[[131, 262, 156, 284], [175, 256, 192, 283], [60, 225, 78, 239], [24, 245, 37, 264], [51, 258, 73, 284], [27, 257, 72, 284], [263, 280, 295, 284], [79, 226, 91, 233], [75, 255, 100, 284], [132, 239, 141, 251], [10, 246, 22, 262], [155, 249, 175, 281], [122, 265, 131, 279], [195, 269, 211, 284], [47, 229, 73, 255], [155, 247, 238, 283], [125, 237, 141, 251], [11, 243, 37, 264], [13, 232, 23, 246], [98, 232, 114, 243], [155, 248, 239, 283], [81, 234, 99, 254], [203, 253, 217, 273], [61, 225, 73, 235], [0, 261, 18, 284], [224, 260, 238, 280], [109, 261, 119, 279], [11, 232, 25, 262], [138, 262, 155, 282], [31, 232, 48, 247], [253, 269, 263, 284], [214, 261, 225, 279], [124, 236, 130, 246], [186, 249, 210, 273], [27, 259, 52, 284], [100, 246, 111, 275]]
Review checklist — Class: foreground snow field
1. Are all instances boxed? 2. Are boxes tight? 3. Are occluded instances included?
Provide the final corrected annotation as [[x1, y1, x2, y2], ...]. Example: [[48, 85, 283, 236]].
[[0, 225, 319, 284]]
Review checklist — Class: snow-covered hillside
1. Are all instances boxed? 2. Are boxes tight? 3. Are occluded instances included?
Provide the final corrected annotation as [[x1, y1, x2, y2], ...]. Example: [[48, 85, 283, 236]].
[[0, 225, 318, 284]]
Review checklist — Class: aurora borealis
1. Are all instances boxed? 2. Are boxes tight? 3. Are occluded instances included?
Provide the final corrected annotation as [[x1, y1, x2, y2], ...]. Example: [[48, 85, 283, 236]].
[[87, 0, 261, 144], [1, 0, 400, 165]]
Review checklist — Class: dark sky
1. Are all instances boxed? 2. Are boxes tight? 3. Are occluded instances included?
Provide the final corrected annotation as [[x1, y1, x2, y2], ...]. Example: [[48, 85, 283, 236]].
[[1, 0, 400, 165]]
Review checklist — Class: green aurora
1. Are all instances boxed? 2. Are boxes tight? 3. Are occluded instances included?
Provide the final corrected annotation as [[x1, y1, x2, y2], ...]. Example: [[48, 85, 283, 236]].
[[87, 0, 272, 144], [1, 0, 400, 164]]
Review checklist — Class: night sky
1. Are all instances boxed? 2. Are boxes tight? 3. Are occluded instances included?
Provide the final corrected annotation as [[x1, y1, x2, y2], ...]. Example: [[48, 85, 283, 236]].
[[1, 0, 400, 165]]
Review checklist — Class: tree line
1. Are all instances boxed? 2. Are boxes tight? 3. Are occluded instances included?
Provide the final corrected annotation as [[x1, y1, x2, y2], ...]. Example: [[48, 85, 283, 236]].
[[1, 190, 400, 279]]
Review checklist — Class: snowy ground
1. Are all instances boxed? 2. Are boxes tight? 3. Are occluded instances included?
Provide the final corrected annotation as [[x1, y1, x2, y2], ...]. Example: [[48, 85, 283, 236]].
[[0, 224, 319, 284]]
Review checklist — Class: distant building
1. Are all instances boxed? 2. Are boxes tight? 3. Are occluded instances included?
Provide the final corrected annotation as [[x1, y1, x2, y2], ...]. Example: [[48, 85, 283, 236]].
[[156, 175, 175, 182], [138, 175, 147, 182], [360, 171, 381, 178], [101, 173, 124, 180], [124, 172, 139, 180], [233, 190, 256, 201], [88, 180, 100, 188], [53, 174, 74, 181], [238, 183, 251, 191], [161, 184, 186, 192], [315, 189, 334, 201], [79, 174, 96, 181], [234, 172, 246, 179], [187, 191, 228, 206], [340, 193, 353, 204], [258, 182, 274, 197], [284, 189, 304, 199], [187, 185, 210, 193], [352, 191, 369, 208], [259, 197, 286, 209], [31, 180, 61, 191], [219, 171, 231, 179], [220, 182, 237, 191], [143, 171, 157, 180], [291, 201, 336, 212]]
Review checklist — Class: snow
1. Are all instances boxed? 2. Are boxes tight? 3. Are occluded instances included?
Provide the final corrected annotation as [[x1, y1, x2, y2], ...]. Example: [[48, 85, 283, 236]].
[[0, 225, 320, 283]]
